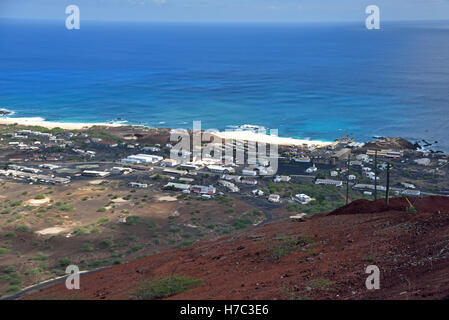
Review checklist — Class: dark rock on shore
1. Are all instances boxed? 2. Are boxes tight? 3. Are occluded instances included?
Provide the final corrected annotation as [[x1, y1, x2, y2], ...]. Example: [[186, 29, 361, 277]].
[[365, 137, 417, 150], [0, 109, 13, 116]]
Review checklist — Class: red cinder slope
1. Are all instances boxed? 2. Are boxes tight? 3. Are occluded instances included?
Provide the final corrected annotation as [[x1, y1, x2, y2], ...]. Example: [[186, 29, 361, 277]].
[[24, 196, 449, 300]]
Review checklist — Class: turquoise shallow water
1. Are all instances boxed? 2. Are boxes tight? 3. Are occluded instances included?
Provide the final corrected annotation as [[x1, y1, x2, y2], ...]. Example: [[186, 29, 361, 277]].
[[0, 19, 449, 150]]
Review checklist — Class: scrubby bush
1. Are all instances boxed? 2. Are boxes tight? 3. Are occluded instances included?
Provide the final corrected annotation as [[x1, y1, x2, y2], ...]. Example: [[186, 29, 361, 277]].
[[132, 276, 202, 300]]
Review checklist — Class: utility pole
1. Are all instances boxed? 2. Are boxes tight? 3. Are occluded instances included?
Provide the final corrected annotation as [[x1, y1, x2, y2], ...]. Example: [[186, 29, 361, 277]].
[[374, 149, 378, 200], [385, 162, 391, 205], [346, 153, 351, 205]]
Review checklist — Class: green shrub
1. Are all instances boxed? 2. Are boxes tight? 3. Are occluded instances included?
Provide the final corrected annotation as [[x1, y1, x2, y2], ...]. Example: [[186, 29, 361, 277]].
[[3, 232, 16, 239], [100, 238, 115, 248], [34, 194, 45, 200], [73, 227, 89, 236], [96, 217, 109, 225], [90, 228, 100, 234], [3, 265, 16, 273], [125, 216, 140, 225], [406, 206, 418, 214], [232, 216, 253, 229], [269, 235, 315, 260], [6, 285, 20, 294], [53, 202, 74, 212], [57, 258, 72, 267], [132, 275, 202, 300], [10, 200, 22, 207], [15, 225, 31, 233], [30, 252, 48, 261], [308, 277, 336, 291], [287, 203, 301, 212], [168, 226, 181, 233], [174, 241, 194, 249], [126, 245, 143, 254], [80, 242, 94, 252], [25, 268, 42, 276]]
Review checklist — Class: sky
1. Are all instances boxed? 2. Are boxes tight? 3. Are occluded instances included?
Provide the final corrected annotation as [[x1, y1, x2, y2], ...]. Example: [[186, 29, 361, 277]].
[[0, 0, 448, 22]]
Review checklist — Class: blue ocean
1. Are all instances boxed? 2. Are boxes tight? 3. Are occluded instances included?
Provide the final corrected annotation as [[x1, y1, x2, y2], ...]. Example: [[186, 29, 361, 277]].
[[0, 19, 449, 150]]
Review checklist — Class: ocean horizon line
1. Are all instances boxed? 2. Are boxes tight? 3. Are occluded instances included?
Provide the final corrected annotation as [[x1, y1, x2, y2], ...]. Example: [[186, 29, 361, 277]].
[[2, 17, 449, 25]]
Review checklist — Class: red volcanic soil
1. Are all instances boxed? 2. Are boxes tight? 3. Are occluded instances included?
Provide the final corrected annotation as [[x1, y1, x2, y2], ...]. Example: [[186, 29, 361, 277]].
[[24, 196, 449, 300]]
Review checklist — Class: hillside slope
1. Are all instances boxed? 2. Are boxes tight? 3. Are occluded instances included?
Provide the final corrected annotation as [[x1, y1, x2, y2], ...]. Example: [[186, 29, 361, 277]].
[[24, 196, 449, 300]]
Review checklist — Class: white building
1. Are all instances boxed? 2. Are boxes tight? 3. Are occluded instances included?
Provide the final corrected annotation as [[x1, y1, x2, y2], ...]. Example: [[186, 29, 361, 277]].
[[161, 159, 178, 167], [294, 157, 311, 163], [366, 171, 376, 178], [401, 189, 421, 196], [274, 175, 291, 183], [356, 154, 370, 161], [38, 164, 60, 170], [142, 146, 161, 152], [401, 182, 416, 189], [242, 178, 258, 185], [191, 185, 216, 195], [295, 193, 313, 204], [221, 174, 242, 183], [208, 165, 235, 174], [242, 169, 257, 176], [122, 154, 163, 164], [219, 180, 240, 192], [252, 189, 264, 196], [268, 194, 281, 203], [111, 167, 133, 174], [414, 158, 431, 166], [180, 163, 203, 171], [163, 168, 187, 176], [129, 182, 148, 188], [306, 165, 317, 174], [82, 170, 110, 178], [164, 182, 191, 191], [315, 179, 343, 187]]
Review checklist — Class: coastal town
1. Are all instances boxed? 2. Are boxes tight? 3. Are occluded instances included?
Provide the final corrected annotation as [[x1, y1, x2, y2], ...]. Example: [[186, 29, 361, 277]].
[[0, 122, 449, 297], [1, 123, 448, 201]]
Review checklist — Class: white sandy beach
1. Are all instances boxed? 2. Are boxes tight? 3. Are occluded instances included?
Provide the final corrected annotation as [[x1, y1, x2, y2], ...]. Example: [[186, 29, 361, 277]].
[[211, 130, 332, 147], [0, 117, 124, 130], [0, 117, 331, 147]]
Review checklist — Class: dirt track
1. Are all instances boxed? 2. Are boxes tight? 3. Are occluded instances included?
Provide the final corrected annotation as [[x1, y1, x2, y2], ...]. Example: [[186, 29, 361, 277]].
[[23, 196, 449, 300]]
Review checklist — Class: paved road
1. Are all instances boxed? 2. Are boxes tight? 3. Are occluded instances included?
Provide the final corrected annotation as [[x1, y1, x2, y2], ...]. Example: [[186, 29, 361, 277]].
[[1, 267, 107, 300]]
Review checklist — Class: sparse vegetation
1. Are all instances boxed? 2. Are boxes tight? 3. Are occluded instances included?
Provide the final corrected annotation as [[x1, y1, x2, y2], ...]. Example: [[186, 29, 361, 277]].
[[269, 235, 315, 260], [308, 277, 336, 291], [125, 216, 140, 225], [15, 225, 31, 233], [132, 275, 202, 300]]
